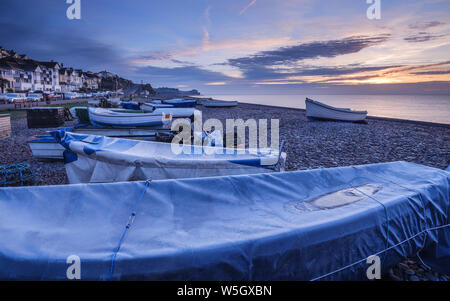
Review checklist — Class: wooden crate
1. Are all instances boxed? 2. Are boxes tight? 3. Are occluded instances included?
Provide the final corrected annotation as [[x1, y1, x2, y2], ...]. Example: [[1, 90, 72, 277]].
[[0, 114, 11, 139], [27, 107, 65, 128]]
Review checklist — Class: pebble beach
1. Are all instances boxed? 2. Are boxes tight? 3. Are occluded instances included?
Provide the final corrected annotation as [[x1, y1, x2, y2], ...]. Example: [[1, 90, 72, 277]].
[[0, 101, 449, 281]]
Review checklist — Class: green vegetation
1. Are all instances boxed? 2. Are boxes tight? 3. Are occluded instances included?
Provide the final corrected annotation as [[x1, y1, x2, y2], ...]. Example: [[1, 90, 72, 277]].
[[48, 101, 89, 108], [0, 110, 26, 120], [0, 101, 89, 120]]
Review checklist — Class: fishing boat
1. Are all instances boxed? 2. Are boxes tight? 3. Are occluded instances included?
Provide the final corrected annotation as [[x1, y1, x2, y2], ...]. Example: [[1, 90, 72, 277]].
[[141, 103, 197, 119], [28, 125, 175, 160], [51, 130, 286, 184], [305, 98, 368, 122], [162, 99, 197, 108], [120, 101, 141, 110], [202, 100, 238, 108], [88, 107, 172, 128], [142, 103, 174, 109], [0, 161, 448, 280]]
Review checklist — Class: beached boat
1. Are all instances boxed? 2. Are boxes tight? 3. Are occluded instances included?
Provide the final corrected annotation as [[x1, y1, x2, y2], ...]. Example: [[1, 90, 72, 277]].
[[305, 98, 367, 122], [51, 130, 286, 184], [162, 99, 197, 108], [141, 103, 197, 119], [120, 101, 141, 110], [202, 100, 238, 108], [88, 107, 172, 128], [28, 125, 175, 160], [0, 161, 448, 280]]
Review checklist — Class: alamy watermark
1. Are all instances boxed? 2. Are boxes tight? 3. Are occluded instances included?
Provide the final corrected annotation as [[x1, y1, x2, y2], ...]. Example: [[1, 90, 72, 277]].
[[170, 111, 280, 159], [366, 255, 381, 280], [66, 0, 81, 20], [366, 0, 381, 20], [66, 255, 81, 280]]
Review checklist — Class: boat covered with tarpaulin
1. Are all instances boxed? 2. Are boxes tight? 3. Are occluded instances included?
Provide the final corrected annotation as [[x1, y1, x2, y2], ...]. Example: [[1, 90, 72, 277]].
[[0, 161, 448, 280], [51, 130, 286, 184]]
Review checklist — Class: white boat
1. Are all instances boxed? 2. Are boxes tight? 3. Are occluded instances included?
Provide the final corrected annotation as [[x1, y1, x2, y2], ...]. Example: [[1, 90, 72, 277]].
[[141, 103, 197, 119], [28, 126, 175, 160], [202, 100, 238, 108], [69, 106, 88, 119], [88, 107, 172, 128], [305, 98, 367, 122], [142, 102, 174, 108], [52, 131, 286, 184]]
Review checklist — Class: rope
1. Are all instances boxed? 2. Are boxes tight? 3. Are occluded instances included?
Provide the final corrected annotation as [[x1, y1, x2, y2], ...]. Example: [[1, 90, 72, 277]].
[[109, 179, 151, 281], [311, 169, 449, 281], [353, 186, 390, 263], [310, 224, 450, 281]]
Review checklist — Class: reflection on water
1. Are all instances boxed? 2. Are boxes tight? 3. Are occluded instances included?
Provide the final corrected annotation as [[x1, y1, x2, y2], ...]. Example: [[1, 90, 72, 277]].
[[205, 94, 450, 124]]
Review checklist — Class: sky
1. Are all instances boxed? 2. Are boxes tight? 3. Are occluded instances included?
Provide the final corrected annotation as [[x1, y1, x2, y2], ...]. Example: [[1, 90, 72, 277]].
[[1, 0, 450, 94]]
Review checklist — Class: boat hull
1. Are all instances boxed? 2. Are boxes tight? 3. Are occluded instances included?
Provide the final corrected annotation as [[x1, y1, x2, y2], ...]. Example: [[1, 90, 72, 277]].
[[51, 131, 285, 184], [89, 108, 171, 127], [141, 103, 197, 118], [306, 98, 367, 122], [203, 100, 238, 108], [0, 162, 448, 280], [162, 99, 197, 108]]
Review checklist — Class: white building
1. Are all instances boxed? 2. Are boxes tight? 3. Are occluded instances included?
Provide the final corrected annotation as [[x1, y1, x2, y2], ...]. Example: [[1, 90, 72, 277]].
[[39, 62, 61, 92]]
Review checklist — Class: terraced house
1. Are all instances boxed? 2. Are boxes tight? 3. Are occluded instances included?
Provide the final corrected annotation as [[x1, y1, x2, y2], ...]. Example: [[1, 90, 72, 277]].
[[39, 61, 61, 92], [82, 72, 101, 90], [0, 58, 62, 92]]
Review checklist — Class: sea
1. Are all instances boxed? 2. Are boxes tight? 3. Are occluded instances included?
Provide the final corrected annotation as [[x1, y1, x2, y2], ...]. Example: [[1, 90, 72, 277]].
[[204, 94, 450, 125]]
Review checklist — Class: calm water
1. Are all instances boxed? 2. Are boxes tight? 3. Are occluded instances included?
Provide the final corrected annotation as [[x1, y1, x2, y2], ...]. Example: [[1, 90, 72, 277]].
[[204, 94, 450, 125]]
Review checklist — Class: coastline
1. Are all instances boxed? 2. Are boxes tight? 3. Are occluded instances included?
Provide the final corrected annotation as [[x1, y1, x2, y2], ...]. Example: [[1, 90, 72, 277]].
[[238, 102, 450, 128]]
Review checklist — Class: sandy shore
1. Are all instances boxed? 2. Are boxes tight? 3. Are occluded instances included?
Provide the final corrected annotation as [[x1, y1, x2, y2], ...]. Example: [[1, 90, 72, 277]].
[[0, 102, 448, 281]]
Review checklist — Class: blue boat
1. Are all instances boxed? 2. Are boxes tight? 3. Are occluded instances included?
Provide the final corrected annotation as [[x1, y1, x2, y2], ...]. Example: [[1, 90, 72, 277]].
[[162, 98, 197, 108], [0, 161, 448, 280], [120, 101, 141, 111]]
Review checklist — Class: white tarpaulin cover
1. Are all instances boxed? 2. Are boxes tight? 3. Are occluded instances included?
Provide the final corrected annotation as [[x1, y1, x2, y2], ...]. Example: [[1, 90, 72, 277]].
[[51, 130, 285, 184], [0, 162, 448, 280]]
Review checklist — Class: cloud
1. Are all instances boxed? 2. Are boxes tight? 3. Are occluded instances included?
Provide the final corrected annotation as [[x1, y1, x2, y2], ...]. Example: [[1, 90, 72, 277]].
[[0, 22, 128, 73], [412, 70, 450, 75], [404, 32, 446, 43], [228, 35, 391, 80], [204, 5, 211, 25], [133, 65, 232, 84], [408, 21, 445, 30], [239, 0, 257, 15]]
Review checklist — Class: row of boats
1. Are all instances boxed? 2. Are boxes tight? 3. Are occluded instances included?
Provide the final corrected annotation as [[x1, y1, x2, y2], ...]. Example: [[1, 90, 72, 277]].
[[1, 96, 449, 281]]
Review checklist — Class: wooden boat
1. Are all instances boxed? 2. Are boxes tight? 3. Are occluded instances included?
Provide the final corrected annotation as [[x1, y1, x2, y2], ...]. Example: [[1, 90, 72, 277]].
[[202, 100, 238, 108], [305, 98, 367, 122], [162, 99, 197, 108], [88, 108, 172, 128], [0, 161, 448, 280]]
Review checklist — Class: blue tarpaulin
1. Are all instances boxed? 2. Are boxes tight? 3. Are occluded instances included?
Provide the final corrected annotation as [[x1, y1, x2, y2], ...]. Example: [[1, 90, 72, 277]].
[[0, 161, 448, 280]]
